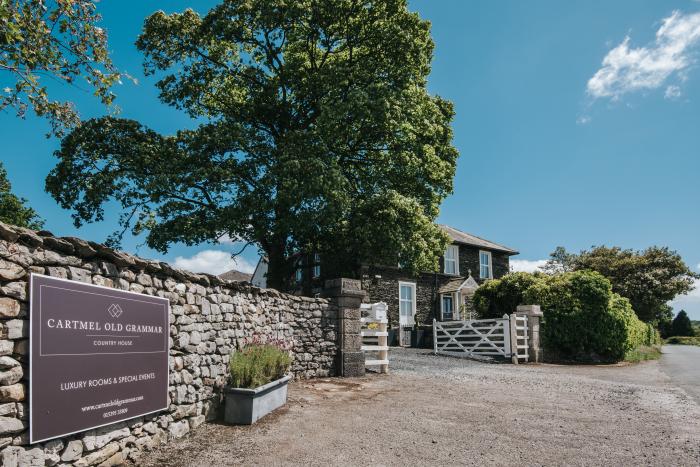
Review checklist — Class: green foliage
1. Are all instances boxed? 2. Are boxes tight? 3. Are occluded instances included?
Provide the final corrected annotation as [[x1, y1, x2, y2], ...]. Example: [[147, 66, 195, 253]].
[[665, 336, 700, 346], [0, 0, 121, 136], [624, 345, 662, 363], [229, 344, 291, 389], [0, 162, 43, 229], [475, 270, 660, 362], [523, 271, 659, 362], [544, 246, 698, 323], [46, 0, 458, 289], [671, 310, 695, 337], [472, 272, 542, 318]]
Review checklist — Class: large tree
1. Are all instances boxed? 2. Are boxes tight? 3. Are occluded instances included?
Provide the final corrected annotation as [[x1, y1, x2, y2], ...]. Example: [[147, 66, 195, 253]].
[[0, 0, 121, 136], [46, 0, 458, 289], [0, 161, 43, 229], [545, 245, 698, 323]]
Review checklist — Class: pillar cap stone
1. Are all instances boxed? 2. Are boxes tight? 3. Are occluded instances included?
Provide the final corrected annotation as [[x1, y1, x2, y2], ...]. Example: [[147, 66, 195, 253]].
[[322, 278, 366, 298], [516, 304, 543, 316]]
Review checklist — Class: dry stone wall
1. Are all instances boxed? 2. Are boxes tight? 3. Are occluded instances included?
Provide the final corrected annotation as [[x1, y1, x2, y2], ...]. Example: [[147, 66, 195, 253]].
[[0, 222, 338, 466]]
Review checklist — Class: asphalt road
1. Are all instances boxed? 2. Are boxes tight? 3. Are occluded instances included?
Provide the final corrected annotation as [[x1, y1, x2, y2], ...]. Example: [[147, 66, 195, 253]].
[[660, 345, 700, 403]]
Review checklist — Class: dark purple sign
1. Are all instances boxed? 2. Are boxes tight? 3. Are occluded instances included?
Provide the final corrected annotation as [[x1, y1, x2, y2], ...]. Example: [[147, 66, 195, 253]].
[[30, 274, 169, 443]]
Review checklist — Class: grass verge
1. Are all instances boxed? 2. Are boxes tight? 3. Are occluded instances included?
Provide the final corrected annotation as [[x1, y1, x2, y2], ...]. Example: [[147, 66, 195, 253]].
[[624, 345, 662, 363], [665, 336, 700, 346]]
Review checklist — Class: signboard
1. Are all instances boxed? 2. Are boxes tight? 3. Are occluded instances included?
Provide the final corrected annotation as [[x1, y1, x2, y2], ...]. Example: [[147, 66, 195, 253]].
[[30, 274, 169, 443]]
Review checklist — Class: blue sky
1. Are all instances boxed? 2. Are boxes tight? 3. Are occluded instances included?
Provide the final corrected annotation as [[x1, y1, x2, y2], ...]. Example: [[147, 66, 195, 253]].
[[1, 1, 699, 318]]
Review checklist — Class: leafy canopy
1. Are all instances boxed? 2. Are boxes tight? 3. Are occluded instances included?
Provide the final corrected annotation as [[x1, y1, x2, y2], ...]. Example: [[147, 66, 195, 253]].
[[545, 245, 698, 323], [0, 0, 121, 136], [0, 161, 43, 229], [46, 0, 458, 288]]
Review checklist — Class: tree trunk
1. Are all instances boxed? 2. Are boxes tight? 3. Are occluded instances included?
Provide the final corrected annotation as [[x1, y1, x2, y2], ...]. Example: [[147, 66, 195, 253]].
[[265, 244, 288, 291]]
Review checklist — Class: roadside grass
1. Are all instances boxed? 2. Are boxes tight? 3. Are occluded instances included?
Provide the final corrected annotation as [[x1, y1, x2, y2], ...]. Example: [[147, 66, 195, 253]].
[[624, 345, 662, 363], [665, 336, 700, 346]]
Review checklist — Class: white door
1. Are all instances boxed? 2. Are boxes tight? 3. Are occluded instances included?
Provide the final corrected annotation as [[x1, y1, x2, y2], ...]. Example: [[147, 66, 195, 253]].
[[398, 282, 416, 346]]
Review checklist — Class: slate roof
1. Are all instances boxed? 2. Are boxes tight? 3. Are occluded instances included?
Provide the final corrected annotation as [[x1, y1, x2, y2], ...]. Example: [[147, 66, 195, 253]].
[[439, 224, 519, 255], [438, 276, 480, 294], [218, 269, 253, 282]]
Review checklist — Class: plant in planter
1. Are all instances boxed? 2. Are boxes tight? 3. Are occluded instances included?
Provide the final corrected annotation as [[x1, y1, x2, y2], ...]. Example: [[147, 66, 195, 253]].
[[224, 342, 292, 425], [410, 321, 425, 348]]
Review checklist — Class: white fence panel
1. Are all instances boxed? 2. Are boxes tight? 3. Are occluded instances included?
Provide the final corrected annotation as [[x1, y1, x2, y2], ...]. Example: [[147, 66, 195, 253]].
[[360, 302, 389, 373], [433, 313, 529, 362]]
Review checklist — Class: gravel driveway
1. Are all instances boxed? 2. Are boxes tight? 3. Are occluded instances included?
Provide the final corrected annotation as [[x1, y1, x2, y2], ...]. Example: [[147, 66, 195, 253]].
[[137, 348, 700, 466]]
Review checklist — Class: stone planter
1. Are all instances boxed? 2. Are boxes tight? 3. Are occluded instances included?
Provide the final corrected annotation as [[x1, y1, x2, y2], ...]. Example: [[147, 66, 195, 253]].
[[224, 374, 292, 425], [387, 328, 398, 346], [410, 329, 425, 348]]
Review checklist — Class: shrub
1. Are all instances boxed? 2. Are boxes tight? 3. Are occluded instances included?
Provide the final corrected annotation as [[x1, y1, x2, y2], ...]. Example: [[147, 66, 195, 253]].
[[472, 272, 543, 319], [471, 270, 660, 362], [524, 270, 659, 362], [666, 336, 700, 346], [229, 344, 292, 389]]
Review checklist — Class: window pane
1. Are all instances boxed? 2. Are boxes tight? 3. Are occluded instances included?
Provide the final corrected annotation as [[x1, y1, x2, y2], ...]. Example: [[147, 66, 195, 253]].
[[480, 264, 489, 279]]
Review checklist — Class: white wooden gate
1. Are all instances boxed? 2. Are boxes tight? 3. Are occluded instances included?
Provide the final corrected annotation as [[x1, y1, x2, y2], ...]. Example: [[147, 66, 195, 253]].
[[433, 313, 529, 362]]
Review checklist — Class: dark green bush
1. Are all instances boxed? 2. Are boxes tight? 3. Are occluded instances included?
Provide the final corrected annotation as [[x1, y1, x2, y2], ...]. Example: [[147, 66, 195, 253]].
[[229, 344, 292, 389], [471, 270, 660, 362], [472, 272, 543, 319], [524, 271, 659, 361]]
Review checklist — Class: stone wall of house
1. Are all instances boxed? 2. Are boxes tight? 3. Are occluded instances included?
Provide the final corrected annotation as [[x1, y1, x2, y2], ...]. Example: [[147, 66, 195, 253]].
[[0, 222, 338, 466], [360, 266, 451, 328], [360, 246, 512, 330], [457, 247, 511, 283]]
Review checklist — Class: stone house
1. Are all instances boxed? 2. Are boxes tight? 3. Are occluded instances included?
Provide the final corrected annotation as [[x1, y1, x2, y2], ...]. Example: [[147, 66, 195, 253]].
[[359, 225, 517, 337], [253, 225, 518, 341]]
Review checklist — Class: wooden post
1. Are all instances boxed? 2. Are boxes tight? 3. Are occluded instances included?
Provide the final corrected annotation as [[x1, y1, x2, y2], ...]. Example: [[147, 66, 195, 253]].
[[433, 319, 438, 354], [509, 313, 519, 364], [378, 319, 388, 374]]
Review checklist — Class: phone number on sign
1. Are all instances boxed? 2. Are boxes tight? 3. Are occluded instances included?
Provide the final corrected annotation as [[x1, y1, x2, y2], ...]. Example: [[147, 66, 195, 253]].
[[103, 407, 128, 418]]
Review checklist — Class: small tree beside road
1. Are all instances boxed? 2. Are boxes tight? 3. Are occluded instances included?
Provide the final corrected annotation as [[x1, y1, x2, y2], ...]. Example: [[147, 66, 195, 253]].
[[671, 310, 695, 337]]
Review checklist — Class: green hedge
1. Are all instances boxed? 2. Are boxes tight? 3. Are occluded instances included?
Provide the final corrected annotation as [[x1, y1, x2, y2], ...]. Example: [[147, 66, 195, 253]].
[[472, 272, 542, 318], [475, 271, 659, 362]]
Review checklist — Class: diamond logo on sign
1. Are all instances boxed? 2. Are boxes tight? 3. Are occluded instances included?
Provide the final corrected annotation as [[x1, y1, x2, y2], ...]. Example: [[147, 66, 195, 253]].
[[107, 303, 123, 319]]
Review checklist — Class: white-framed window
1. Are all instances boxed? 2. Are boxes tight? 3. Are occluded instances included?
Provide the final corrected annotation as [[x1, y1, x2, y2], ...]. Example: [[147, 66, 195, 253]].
[[479, 250, 493, 279], [441, 293, 454, 321], [312, 253, 321, 278], [444, 245, 459, 275], [398, 282, 416, 327]]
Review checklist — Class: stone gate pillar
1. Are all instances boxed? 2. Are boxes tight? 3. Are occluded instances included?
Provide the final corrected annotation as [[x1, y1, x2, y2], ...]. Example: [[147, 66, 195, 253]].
[[323, 278, 366, 377], [517, 305, 544, 363]]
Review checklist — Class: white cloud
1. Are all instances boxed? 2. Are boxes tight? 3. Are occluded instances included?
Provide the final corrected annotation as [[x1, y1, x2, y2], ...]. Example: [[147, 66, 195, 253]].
[[217, 234, 235, 244], [576, 115, 592, 125], [510, 259, 547, 273], [172, 250, 255, 275], [664, 84, 682, 99], [670, 278, 700, 320], [587, 10, 700, 100]]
